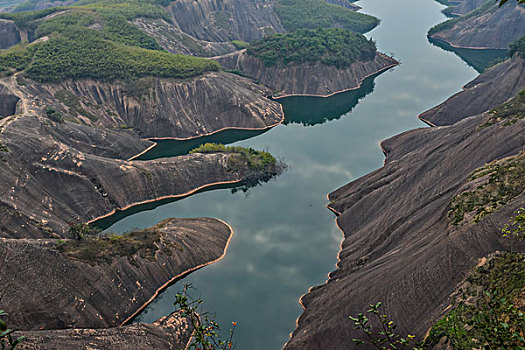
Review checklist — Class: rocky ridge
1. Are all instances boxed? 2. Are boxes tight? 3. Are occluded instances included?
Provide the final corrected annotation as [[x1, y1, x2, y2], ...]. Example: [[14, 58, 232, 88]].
[[419, 53, 525, 126]]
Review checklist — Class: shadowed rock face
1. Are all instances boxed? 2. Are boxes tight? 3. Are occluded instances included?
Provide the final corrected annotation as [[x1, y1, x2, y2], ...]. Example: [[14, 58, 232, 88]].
[[19, 313, 193, 350], [167, 0, 284, 43], [217, 52, 398, 96], [0, 83, 20, 118], [0, 19, 21, 49], [0, 217, 232, 330], [419, 54, 525, 126], [19, 72, 283, 139], [285, 109, 525, 349], [430, 2, 525, 49]]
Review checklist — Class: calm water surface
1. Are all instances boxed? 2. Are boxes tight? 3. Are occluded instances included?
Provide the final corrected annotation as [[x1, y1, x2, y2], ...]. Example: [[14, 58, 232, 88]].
[[105, 0, 482, 348]]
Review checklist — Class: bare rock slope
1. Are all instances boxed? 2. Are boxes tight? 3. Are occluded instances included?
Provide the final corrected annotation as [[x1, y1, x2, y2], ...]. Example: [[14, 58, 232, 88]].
[[19, 312, 193, 350], [0, 217, 232, 330], [429, 1, 525, 49], [286, 100, 525, 349], [218, 51, 398, 96], [419, 54, 525, 126]]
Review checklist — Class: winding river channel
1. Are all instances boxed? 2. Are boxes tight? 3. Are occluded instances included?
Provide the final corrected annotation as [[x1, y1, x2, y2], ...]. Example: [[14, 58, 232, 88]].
[[100, 0, 492, 348]]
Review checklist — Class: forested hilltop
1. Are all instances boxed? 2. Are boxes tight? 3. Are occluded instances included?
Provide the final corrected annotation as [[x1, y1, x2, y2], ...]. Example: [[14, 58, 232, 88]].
[[247, 28, 377, 68], [0, 0, 221, 81]]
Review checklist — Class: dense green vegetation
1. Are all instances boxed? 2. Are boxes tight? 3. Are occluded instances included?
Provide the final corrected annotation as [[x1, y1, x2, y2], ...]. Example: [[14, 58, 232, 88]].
[[510, 35, 525, 58], [247, 28, 376, 68], [428, 0, 498, 36], [273, 0, 378, 33], [26, 30, 218, 82], [427, 253, 525, 349], [448, 152, 525, 226], [190, 143, 277, 172], [480, 88, 525, 128], [0, 42, 39, 73], [0, 0, 222, 82]]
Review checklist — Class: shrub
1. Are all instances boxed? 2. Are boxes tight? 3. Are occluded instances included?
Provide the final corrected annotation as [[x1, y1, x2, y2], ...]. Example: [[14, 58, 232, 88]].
[[44, 106, 64, 122], [189, 143, 276, 171]]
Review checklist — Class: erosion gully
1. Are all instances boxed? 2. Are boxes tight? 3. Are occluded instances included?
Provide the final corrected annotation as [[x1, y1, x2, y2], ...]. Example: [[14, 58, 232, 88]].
[[97, 0, 504, 348]]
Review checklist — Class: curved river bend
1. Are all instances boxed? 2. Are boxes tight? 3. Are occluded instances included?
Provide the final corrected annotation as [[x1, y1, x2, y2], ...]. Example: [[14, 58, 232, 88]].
[[102, 0, 484, 348]]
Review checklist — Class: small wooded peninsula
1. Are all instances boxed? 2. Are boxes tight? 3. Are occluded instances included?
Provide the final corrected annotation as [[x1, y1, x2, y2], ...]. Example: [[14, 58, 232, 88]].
[[0, 0, 524, 349]]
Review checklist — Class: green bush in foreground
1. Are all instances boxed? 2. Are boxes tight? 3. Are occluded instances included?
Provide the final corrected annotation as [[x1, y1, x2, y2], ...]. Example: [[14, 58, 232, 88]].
[[190, 143, 276, 172], [0, 310, 24, 349], [247, 28, 376, 68], [350, 302, 423, 350], [273, 0, 378, 33]]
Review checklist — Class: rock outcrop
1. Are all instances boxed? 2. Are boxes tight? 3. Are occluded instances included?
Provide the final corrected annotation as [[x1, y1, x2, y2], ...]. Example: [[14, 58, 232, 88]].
[[217, 51, 398, 97], [18, 72, 283, 139], [19, 312, 193, 350], [0, 217, 232, 330], [285, 101, 525, 349], [0, 19, 21, 49], [429, 1, 525, 49], [419, 54, 525, 126], [167, 0, 284, 43]]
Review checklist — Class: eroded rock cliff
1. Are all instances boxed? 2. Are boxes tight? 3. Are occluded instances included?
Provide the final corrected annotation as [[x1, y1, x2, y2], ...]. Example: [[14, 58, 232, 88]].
[[419, 54, 525, 126], [167, 0, 284, 43], [217, 51, 398, 96], [0, 19, 21, 49]]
